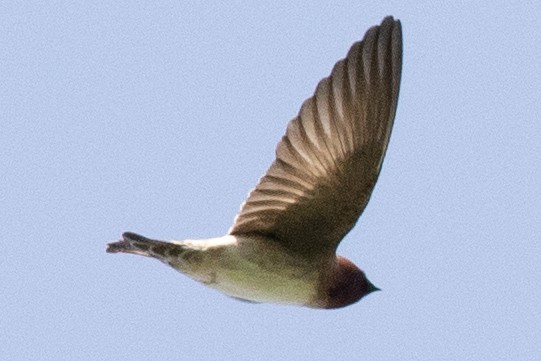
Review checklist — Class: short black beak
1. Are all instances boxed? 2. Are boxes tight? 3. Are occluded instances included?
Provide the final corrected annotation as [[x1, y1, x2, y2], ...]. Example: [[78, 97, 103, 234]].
[[367, 280, 381, 293]]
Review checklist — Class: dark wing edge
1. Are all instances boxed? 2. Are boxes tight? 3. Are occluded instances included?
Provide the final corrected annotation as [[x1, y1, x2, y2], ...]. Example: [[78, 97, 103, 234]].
[[229, 17, 403, 256]]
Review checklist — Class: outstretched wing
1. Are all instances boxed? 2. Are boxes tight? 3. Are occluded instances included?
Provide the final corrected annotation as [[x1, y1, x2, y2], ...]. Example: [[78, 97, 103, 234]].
[[229, 17, 402, 257]]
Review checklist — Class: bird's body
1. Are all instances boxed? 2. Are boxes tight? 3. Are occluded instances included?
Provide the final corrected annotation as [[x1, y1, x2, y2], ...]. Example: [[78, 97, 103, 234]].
[[111, 233, 321, 306], [108, 16, 403, 309]]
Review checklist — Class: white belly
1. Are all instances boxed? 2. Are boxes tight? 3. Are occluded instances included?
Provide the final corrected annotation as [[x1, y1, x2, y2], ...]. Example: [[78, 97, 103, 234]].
[[211, 258, 317, 305], [174, 235, 319, 306]]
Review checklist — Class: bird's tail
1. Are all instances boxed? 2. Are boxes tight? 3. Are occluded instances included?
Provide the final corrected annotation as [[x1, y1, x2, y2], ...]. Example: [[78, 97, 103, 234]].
[[106, 232, 180, 259]]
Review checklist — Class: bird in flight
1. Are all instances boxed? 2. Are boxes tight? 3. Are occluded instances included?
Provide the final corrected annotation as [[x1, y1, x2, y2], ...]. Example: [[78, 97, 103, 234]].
[[107, 16, 402, 309]]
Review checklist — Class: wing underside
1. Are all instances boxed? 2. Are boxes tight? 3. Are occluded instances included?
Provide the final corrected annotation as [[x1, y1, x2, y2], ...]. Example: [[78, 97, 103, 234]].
[[229, 17, 403, 257]]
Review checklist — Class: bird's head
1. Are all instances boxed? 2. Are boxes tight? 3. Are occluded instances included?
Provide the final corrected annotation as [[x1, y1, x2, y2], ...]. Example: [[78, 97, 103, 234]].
[[320, 256, 379, 309]]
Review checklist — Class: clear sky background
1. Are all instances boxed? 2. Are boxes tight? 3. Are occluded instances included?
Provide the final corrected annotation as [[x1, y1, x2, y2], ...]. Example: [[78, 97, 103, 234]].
[[1, 2, 540, 360]]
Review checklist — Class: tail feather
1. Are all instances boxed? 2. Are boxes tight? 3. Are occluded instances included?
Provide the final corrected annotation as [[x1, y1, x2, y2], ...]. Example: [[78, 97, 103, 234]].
[[106, 232, 178, 258]]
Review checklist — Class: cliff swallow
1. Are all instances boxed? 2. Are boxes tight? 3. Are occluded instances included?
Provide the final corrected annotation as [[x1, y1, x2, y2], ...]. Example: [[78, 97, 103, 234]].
[[107, 16, 402, 309]]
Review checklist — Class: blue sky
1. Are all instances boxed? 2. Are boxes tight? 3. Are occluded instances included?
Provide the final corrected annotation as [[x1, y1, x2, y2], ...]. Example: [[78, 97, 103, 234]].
[[1, 1, 540, 360]]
